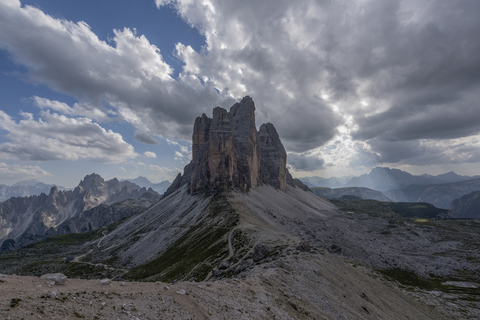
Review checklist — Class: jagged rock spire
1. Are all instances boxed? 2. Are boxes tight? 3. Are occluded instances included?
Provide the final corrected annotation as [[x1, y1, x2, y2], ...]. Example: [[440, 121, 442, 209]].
[[165, 96, 294, 195]]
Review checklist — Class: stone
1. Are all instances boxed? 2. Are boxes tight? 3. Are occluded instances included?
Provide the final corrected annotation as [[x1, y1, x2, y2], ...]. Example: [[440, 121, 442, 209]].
[[258, 123, 288, 190], [296, 241, 311, 252], [234, 259, 253, 274], [293, 179, 310, 191], [50, 291, 57, 298], [99, 278, 111, 285], [40, 273, 67, 285], [212, 269, 224, 277], [252, 243, 271, 262], [176, 289, 186, 295], [0, 273, 7, 282], [217, 260, 230, 270], [164, 96, 296, 196]]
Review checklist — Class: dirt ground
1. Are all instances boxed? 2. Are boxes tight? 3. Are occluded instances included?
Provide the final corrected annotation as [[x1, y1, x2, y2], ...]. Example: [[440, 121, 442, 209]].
[[0, 250, 451, 320]]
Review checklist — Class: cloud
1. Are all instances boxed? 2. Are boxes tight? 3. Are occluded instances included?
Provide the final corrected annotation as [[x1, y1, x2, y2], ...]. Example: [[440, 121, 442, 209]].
[[287, 153, 325, 172], [134, 131, 159, 145], [0, 0, 225, 141], [174, 151, 184, 158], [157, 0, 480, 164], [2, 0, 480, 170], [0, 110, 137, 163], [0, 162, 52, 181], [143, 151, 157, 158], [33, 96, 111, 122]]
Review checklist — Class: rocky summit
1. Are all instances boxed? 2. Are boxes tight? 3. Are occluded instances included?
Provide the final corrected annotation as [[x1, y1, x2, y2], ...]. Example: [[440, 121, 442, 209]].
[[166, 96, 294, 195]]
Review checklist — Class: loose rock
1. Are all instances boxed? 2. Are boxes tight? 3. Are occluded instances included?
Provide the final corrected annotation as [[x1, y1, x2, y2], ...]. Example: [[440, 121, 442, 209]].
[[252, 243, 270, 262], [40, 273, 67, 285], [218, 260, 230, 270]]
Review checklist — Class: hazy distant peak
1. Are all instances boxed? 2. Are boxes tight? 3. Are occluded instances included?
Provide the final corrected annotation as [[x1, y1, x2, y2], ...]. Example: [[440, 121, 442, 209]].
[[12, 179, 41, 187]]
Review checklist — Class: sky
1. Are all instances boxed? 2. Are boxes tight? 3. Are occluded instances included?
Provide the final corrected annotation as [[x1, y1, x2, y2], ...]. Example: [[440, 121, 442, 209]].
[[1, 0, 480, 187]]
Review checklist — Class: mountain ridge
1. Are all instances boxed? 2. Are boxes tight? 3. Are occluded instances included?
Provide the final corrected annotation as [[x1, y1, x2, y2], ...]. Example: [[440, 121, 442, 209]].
[[0, 173, 156, 250]]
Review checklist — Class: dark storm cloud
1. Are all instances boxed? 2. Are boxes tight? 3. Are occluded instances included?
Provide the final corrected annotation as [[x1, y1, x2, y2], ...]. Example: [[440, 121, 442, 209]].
[[347, 0, 480, 143], [288, 153, 325, 172], [2, 0, 480, 169], [134, 131, 159, 145]]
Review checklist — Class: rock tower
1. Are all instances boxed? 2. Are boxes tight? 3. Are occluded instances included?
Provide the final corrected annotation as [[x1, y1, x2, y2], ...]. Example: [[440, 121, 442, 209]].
[[166, 96, 294, 195]]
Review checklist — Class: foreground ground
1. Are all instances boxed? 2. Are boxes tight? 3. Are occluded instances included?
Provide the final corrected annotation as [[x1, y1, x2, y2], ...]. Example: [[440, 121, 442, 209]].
[[1, 250, 453, 320]]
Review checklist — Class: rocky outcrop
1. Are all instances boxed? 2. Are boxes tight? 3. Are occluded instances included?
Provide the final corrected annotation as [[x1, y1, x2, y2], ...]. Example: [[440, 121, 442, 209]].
[[165, 96, 295, 196], [0, 174, 153, 250], [258, 123, 287, 190]]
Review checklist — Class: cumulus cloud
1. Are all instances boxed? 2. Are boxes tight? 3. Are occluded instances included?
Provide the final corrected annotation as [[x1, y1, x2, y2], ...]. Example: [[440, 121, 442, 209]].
[[0, 110, 137, 163], [0, 0, 225, 141], [0, 162, 52, 181], [143, 151, 157, 158], [1, 0, 480, 171], [134, 131, 159, 145], [157, 0, 480, 167], [33, 96, 111, 122]]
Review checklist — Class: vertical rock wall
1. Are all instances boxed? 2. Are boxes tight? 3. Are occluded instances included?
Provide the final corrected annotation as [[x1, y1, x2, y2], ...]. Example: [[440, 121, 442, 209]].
[[165, 96, 295, 195]]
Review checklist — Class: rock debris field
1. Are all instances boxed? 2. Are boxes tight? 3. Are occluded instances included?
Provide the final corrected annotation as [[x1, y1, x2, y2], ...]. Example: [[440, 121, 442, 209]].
[[0, 250, 448, 320]]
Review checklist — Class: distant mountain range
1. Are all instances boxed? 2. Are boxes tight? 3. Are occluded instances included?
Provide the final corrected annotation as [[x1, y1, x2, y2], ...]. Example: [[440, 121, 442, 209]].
[[300, 167, 478, 191], [299, 176, 352, 188], [310, 187, 391, 202], [386, 178, 480, 209], [0, 173, 160, 250], [300, 167, 480, 210], [0, 180, 68, 202], [449, 191, 480, 219], [121, 176, 171, 194]]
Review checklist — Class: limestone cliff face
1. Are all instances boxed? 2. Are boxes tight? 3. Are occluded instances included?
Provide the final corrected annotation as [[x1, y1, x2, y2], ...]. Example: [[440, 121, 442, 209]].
[[258, 123, 287, 190], [166, 96, 295, 195]]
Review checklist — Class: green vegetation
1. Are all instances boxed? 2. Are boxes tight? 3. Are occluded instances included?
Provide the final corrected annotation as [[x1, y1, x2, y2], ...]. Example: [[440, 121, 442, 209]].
[[126, 192, 237, 282], [331, 199, 448, 219], [10, 298, 21, 308], [33, 230, 102, 247], [379, 268, 480, 300]]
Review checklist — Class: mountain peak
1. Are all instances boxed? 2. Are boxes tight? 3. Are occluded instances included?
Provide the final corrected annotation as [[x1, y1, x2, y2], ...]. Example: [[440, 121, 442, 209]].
[[78, 173, 105, 193], [12, 179, 40, 187], [166, 96, 295, 195]]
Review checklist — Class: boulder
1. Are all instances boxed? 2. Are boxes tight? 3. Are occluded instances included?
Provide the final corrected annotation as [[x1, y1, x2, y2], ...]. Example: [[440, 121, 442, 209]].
[[234, 259, 253, 274], [99, 278, 111, 285], [40, 273, 67, 285], [0, 273, 7, 282], [217, 260, 230, 270], [252, 243, 271, 262]]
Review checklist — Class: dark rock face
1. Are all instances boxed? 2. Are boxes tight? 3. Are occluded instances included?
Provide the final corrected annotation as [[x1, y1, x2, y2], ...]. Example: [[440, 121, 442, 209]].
[[259, 123, 288, 190], [293, 179, 310, 192], [165, 96, 295, 196]]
